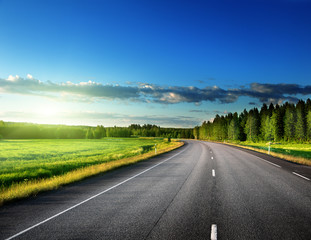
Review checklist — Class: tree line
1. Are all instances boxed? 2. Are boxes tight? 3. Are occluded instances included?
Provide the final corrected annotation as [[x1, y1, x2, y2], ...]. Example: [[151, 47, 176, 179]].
[[0, 122, 194, 139], [193, 98, 311, 142], [2, 98, 310, 142]]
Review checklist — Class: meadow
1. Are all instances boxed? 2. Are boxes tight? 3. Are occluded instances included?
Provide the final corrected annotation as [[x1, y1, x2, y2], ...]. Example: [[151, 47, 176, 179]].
[[0, 138, 182, 205], [232, 141, 311, 166]]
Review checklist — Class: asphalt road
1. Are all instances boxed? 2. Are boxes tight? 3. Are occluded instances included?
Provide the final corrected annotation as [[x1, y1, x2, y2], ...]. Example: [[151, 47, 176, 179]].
[[1, 140, 311, 240]]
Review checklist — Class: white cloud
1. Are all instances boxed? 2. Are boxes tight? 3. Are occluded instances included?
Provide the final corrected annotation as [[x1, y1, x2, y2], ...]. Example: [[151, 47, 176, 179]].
[[79, 80, 98, 86], [1, 75, 311, 105], [159, 92, 186, 103], [7, 75, 20, 82]]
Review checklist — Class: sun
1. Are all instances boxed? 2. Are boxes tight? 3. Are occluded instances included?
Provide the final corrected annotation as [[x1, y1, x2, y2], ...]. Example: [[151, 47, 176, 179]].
[[36, 104, 60, 118], [41, 107, 59, 117]]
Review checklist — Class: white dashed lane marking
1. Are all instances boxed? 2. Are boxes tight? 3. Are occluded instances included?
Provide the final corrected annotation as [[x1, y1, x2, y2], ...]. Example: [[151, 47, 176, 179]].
[[211, 224, 217, 240], [292, 172, 310, 181]]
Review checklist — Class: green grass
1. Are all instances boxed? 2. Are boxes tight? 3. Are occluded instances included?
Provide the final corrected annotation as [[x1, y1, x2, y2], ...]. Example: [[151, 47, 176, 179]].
[[239, 142, 311, 159], [0, 138, 183, 205], [0, 138, 174, 188], [224, 141, 311, 166]]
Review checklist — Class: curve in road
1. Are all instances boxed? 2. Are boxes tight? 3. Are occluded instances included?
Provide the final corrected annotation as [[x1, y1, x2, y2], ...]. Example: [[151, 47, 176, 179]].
[[0, 140, 311, 240]]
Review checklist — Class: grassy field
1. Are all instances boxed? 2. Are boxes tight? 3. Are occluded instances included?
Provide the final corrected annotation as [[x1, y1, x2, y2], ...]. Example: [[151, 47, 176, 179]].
[[239, 142, 311, 159], [226, 141, 311, 166], [0, 138, 183, 205]]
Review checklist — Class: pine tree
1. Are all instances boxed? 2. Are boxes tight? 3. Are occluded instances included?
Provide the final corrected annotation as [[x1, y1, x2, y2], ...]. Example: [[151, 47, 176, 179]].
[[0, 120, 5, 140], [239, 109, 248, 141], [264, 115, 274, 141], [260, 104, 269, 141], [284, 103, 296, 141], [228, 113, 240, 141], [268, 103, 275, 115], [307, 110, 311, 141], [295, 100, 306, 141], [213, 115, 222, 140], [244, 108, 260, 142], [306, 98, 311, 112], [193, 126, 200, 139], [306, 99, 311, 141], [86, 128, 94, 139], [273, 104, 284, 141]]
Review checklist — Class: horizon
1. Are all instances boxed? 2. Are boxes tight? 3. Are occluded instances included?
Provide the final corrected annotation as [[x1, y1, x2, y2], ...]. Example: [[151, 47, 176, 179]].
[[1, 0, 311, 128], [1, 97, 310, 129]]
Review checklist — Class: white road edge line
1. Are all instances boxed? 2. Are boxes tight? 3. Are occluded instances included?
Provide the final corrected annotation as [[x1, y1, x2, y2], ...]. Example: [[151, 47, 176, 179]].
[[5, 147, 188, 240], [212, 169, 215, 177], [260, 158, 281, 168], [292, 172, 310, 181], [211, 224, 217, 240]]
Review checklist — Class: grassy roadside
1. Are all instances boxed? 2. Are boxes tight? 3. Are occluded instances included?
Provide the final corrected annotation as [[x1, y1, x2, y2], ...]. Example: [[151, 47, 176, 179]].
[[0, 140, 183, 206], [219, 141, 311, 166]]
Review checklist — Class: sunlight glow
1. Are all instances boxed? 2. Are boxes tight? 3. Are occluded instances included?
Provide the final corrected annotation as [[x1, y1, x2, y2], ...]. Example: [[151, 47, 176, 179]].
[[36, 104, 61, 118]]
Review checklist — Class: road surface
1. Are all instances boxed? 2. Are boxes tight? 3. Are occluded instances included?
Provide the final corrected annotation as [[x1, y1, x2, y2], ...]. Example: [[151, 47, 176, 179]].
[[0, 140, 311, 239]]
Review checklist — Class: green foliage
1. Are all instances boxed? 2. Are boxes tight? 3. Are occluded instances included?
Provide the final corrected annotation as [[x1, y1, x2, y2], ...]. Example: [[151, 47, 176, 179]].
[[0, 122, 194, 140], [295, 100, 306, 141], [244, 108, 260, 142], [193, 126, 200, 139], [239, 109, 248, 141], [197, 98, 311, 143], [260, 104, 269, 140], [141, 145, 154, 153], [213, 115, 228, 140], [272, 105, 284, 141], [263, 115, 274, 141], [0, 124, 87, 139], [284, 104, 296, 141], [86, 128, 94, 139], [94, 125, 104, 139], [307, 111, 311, 141], [228, 113, 240, 141]]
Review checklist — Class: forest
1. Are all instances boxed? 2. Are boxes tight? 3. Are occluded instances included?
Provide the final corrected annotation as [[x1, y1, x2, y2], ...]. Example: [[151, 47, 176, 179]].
[[1, 98, 311, 142], [0, 122, 194, 139], [194, 98, 311, 143]]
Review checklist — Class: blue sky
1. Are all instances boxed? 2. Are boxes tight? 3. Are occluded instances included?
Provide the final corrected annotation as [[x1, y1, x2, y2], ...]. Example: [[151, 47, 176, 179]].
[[0, 0, 311, 127]]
